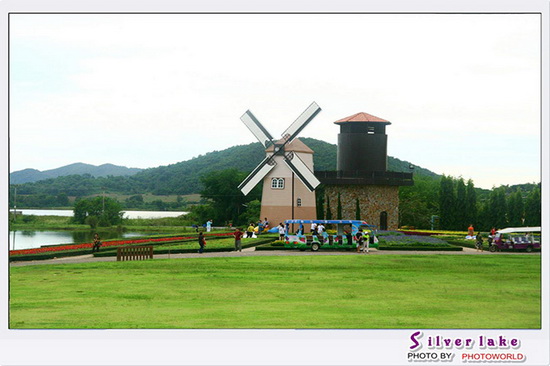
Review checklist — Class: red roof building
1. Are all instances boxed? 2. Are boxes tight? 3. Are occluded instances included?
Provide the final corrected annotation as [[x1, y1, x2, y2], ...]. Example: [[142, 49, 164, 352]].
[[334, 112, 391, 124]]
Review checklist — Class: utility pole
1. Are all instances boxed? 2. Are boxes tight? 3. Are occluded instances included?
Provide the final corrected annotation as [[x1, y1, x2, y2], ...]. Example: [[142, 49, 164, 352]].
[[13, 186, 17, 220]]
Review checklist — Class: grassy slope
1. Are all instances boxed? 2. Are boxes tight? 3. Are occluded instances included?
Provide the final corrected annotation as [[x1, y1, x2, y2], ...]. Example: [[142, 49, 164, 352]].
[[9, 255, 540, 329]]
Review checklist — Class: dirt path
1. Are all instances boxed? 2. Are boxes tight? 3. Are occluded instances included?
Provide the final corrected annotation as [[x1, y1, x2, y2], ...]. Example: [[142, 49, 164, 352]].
[[10, 246, 538, 267]]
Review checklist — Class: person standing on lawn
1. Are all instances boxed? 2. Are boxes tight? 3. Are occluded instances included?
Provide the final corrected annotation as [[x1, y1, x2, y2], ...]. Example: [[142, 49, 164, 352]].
[[206, 219, 213, 232], [246, 222, 255, 238], [92, 233, 102, 252], [198, 232, 206, 253], [355, 229, 365, 253], [233, 228, 243, 252], [475, 232, 484, 252]]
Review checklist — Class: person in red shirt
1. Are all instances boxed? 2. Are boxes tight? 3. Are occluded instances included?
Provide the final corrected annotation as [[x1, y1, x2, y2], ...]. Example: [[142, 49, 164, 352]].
[[233, 228, 244, 252]]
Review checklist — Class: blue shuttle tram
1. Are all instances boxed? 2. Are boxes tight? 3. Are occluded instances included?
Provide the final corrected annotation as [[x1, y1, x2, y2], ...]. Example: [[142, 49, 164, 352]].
[[283, 219, 377, 251]]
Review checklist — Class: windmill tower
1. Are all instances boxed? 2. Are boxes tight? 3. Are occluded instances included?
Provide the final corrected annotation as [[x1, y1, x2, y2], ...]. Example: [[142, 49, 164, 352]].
[[238, 102, 322, 226]]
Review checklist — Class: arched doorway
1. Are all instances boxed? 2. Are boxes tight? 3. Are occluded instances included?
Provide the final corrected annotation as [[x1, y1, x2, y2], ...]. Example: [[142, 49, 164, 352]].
[[380, 211, 388, 230]]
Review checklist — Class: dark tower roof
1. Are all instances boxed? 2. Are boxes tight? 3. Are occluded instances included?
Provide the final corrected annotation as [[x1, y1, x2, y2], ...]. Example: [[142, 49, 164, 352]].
[[334, 112, 391, 125]]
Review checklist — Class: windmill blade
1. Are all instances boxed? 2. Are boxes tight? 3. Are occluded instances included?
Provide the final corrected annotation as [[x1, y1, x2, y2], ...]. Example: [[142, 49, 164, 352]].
[[283, 153, 321, 192], [240, 110, 275, 148], [280, 102, 322, 142], [238, 156, 276, 195]]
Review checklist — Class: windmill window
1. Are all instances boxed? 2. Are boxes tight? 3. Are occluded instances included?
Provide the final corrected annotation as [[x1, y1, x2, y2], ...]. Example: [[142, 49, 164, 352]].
[[271, 178, 285, 189], [297, 198, 302, 207]]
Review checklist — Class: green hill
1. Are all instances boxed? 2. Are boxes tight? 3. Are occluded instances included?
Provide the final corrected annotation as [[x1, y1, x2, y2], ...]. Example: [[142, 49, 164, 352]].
[[10, 138, 439, 199], [10, 163, 142, 184]]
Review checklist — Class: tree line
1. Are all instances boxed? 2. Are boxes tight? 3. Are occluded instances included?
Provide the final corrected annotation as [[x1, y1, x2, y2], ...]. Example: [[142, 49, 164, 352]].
[[400, 175, 541, 231]]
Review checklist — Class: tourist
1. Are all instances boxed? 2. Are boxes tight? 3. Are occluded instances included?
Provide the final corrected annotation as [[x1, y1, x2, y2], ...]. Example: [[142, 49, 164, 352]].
[[355, 229, 365, 253], [278, 223, 285, 241], [262, 217, 269, 230], [475, 232, 484, 252], [206, 219, 213, 232], [468, 224, 474, 237], [233, 228, 243, 252], [317, 223, 325, 236], [311, 222, 318, 235], [92, 233, 102, 252], [246, 222, 255, 238], [344, 228, 353, 246], [198, 232, 206, 253]]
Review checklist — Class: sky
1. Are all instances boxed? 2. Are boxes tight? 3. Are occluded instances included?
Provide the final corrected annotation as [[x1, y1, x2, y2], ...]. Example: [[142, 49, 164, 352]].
[[9, 13, 542, 189]]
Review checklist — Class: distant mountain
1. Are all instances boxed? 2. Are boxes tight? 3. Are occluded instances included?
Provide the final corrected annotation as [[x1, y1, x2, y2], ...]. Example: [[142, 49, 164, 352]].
[[10, 138, 440, 197], [10, 163, 143, 184]]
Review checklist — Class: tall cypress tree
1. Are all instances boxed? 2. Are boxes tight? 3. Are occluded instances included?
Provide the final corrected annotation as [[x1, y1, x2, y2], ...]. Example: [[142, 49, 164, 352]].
[[524, 188, 541, 226], [488, 188, 508, 229], [439, 175, 456, 230], [355, 198, 361, 220], [337, 193, 343, 220], [465, 179, 477, 228], [316, 190, 325, 220], [455, 178, 467, 230], [507, 189, 524, 227], [325, 195, 333, 220]]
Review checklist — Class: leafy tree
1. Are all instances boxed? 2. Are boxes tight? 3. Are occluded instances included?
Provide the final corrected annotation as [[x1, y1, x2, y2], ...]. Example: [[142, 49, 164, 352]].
[[73, 196, 123, 227], [125, 194, 144, 208], [185, 204, 216, 227], [524, 188, 541, 226], [399, 175, 440, 229], [199, 168, 261, 226], [239, 199, 262, 227]]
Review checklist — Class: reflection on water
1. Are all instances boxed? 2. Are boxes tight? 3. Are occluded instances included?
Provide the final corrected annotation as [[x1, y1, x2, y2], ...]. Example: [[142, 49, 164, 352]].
[[9, 230, 166, 251]]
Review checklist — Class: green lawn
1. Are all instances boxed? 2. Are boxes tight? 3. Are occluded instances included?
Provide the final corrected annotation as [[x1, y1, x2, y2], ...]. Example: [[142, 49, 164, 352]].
[[9, 255, 540, 329]]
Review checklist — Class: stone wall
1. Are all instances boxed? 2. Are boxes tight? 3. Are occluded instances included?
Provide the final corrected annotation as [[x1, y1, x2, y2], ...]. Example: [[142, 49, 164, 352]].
[[324, 185, 400, 230]]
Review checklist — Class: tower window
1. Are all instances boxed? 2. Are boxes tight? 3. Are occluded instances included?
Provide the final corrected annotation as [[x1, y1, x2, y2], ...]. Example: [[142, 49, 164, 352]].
[[271, 178, 285, 189]]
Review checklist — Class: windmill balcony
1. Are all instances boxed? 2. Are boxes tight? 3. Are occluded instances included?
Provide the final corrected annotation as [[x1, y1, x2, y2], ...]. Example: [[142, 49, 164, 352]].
[[315, 170, 413, 186]]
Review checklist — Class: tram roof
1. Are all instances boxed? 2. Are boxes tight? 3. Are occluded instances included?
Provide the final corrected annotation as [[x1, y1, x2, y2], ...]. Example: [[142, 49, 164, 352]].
[[284, 219, 375, 227]]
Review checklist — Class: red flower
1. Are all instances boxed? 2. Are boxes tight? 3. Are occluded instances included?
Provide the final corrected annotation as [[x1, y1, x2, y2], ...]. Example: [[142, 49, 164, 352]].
[[9, 233, 233, 256]]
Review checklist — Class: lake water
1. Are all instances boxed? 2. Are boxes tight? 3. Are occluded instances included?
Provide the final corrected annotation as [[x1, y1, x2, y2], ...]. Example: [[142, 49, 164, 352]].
[[8, 230, 162, 251], [9, 209, 189, 251], [18, 209, 188, 219]]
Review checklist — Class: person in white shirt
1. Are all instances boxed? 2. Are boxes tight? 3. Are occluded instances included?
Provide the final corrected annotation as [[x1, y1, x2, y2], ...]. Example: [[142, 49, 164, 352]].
[[317, 223, 325, 235], [311, 222, 318, 235], [278, 223, 286, 241]]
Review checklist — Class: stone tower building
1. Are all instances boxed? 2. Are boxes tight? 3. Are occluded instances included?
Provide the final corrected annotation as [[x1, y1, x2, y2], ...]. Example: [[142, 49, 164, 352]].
[[315, 112, 413, 230]]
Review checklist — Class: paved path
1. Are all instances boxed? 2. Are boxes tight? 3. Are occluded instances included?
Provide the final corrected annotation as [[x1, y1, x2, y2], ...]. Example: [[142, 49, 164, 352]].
[[9, 246, 539, 267]]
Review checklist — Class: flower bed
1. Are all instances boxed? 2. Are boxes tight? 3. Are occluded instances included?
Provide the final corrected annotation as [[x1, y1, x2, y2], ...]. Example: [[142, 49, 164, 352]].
[[397, 229, 469, 236], [9, 233, 233, 259], [378, 234, 461, 251]]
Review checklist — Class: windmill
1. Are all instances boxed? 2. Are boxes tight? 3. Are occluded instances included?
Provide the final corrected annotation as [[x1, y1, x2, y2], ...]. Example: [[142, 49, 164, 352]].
[[238, 102, 322, 225]]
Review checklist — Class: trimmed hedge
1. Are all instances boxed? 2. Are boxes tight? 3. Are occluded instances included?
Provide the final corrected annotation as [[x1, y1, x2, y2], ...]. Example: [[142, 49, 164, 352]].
[[93, 238, 276, 257], [378, 246, 463, 251]]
